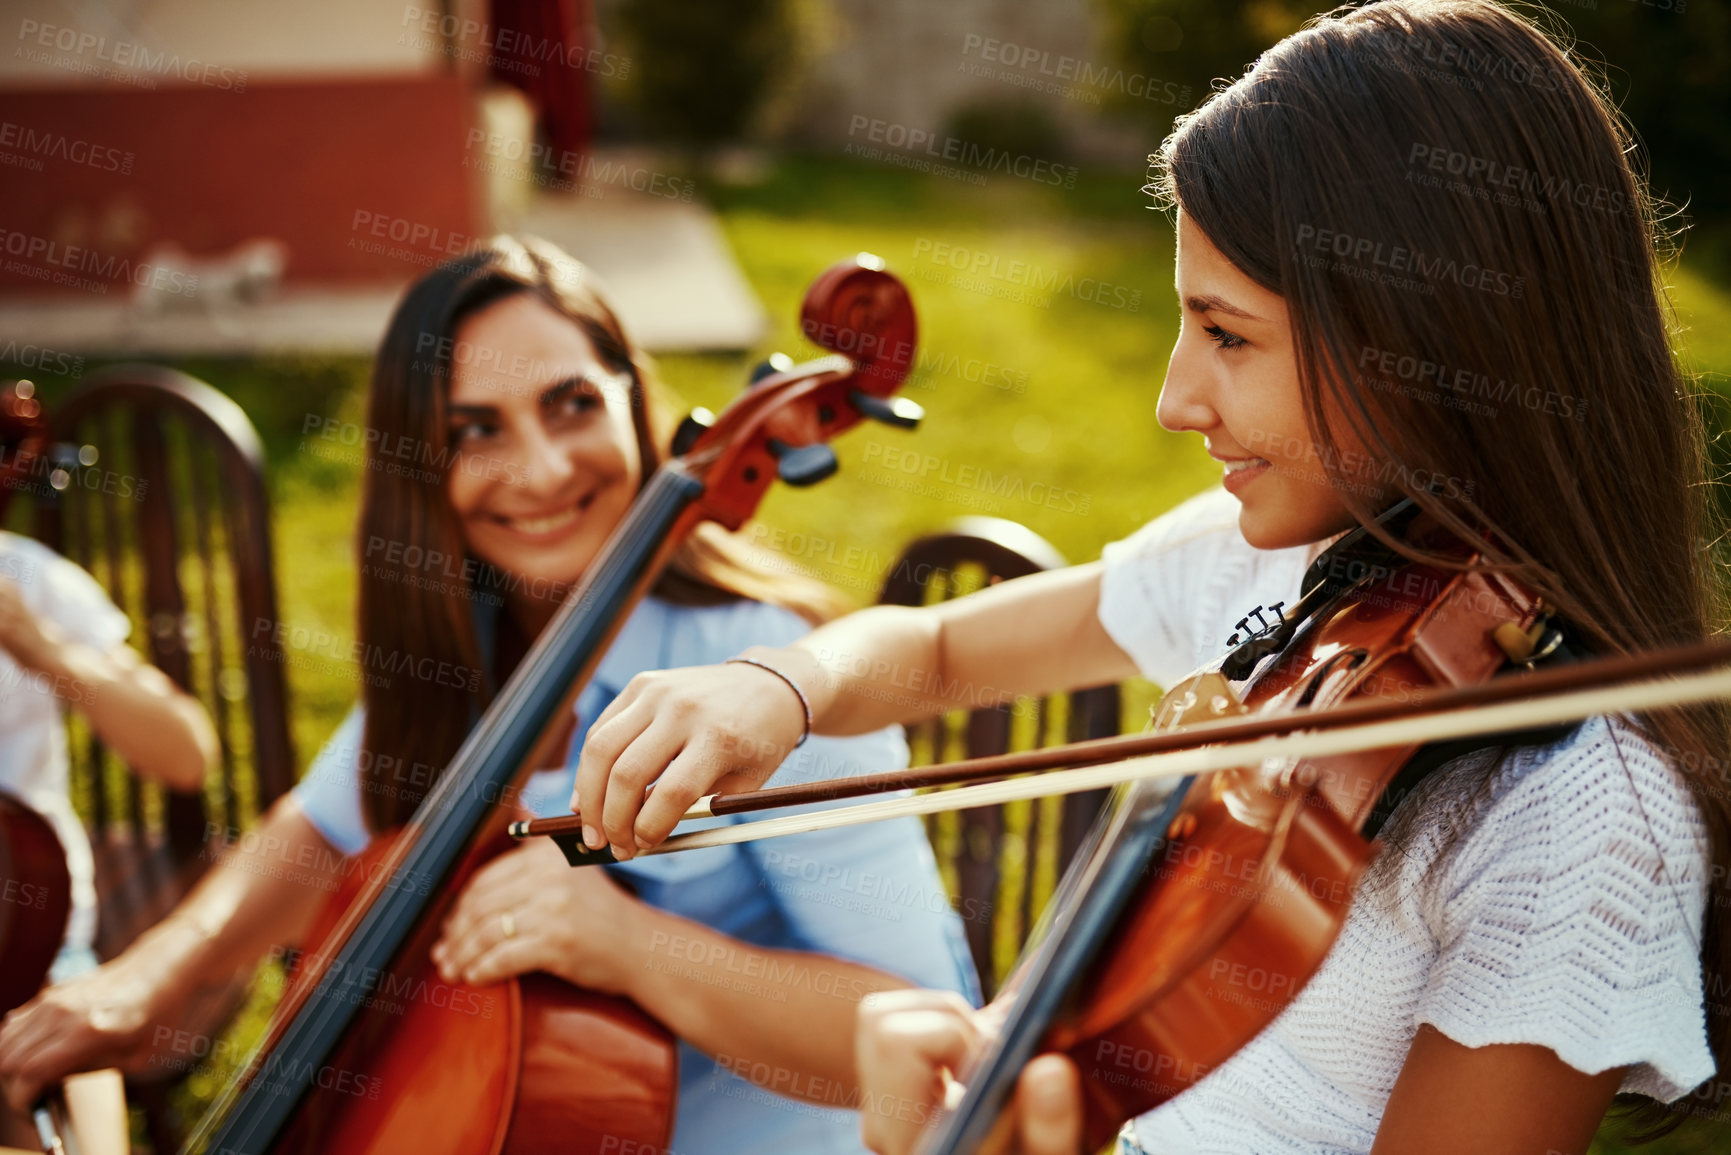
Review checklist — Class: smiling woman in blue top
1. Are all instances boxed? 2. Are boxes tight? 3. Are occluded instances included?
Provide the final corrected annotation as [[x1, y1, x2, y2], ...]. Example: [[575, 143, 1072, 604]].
[[0, 236, 978, 1152]]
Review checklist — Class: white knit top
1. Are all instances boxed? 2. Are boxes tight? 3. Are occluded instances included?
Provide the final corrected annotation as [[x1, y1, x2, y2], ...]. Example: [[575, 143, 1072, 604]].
[[1095, 487, 1715, 1154]]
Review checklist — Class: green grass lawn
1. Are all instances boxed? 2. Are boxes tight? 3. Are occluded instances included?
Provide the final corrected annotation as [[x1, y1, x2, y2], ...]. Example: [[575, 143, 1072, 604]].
[[7, 154, 1731, 1150]]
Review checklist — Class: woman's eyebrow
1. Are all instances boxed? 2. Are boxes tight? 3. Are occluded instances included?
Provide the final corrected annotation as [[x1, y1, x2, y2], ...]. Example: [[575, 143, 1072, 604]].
[[447, 375, 590, 421], [1185, 293, 1263, 322], [539, 375, 586, 407]]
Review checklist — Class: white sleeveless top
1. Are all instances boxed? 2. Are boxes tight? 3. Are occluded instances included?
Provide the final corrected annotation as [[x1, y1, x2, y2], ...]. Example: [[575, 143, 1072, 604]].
[[1095, 488, 1714, 1154]]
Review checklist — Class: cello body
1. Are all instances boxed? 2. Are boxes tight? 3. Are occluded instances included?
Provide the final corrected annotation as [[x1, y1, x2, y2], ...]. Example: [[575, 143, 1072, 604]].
[[273, 820, 675, 1155], [0, 791, 72, 1017]]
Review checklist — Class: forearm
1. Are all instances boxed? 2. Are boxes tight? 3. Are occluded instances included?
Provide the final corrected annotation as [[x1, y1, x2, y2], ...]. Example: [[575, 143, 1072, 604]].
[[117, 798, 337, 1001], [41, 641, 216, 790], [745, 563, 1137, 736], [624, 907, 908, 1104], [743, 605, 947, 735], [572, 565, 1136, 853]]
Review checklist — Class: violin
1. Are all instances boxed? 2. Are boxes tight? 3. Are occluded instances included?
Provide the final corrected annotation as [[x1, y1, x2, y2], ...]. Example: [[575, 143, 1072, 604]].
[[920, 500, 1566, 1152], [514, 501, 1731, 1153], [183, 255, 923, 1155]]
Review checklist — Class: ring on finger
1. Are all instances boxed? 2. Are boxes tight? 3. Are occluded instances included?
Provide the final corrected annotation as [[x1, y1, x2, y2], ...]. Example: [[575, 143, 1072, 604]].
[[501, 911, 517, 939]]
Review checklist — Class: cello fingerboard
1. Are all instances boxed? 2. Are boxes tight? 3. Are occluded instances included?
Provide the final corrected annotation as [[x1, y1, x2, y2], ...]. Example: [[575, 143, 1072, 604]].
[[190, 466, 704, 1155]]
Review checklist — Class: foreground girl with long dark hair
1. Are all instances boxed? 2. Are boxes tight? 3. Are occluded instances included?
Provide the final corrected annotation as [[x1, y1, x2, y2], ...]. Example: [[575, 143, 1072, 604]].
[[565, 2, 1731, 1150]]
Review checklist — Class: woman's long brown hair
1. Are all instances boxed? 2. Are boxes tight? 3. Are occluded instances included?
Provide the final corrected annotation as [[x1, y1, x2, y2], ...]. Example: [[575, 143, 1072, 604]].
[[1153, 0, 1728, 1134], [356, 235, 843, 833]]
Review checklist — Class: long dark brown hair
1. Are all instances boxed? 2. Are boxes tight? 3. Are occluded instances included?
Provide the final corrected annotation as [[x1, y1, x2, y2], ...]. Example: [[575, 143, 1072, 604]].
[[1151, 0, 1728, 1135], [356, 235, 842, 831]]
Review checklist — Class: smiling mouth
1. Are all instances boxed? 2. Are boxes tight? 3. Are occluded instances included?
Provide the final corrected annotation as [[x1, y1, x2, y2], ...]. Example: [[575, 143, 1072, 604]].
[[1220, 457, 1270, 474], [493, 492, 597, 536]]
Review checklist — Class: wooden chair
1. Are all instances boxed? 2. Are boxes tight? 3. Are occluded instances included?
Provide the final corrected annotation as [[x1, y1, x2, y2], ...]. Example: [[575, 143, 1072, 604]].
[[877, 518, 1121, 998], [28, 363, 296, 1148]]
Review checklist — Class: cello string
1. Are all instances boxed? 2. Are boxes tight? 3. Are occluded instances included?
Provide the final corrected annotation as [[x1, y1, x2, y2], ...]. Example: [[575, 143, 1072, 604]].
[[554, 661, 1731, 860], [282, 452, 723, 1010]]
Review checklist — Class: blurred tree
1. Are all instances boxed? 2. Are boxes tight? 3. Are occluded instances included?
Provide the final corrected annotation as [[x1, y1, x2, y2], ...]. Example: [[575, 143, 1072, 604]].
[[1085, 0, 1308, 132], [944, 97, 1069, 161], [1553, 1, 1731, 238], [612, 0, 822, 148], [1088, 0, 1731, 259]]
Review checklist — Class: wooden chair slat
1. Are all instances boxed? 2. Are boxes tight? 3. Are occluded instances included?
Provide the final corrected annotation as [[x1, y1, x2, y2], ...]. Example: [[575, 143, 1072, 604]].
[[186, 431, 238, 829], [219, 428, 294, 808]]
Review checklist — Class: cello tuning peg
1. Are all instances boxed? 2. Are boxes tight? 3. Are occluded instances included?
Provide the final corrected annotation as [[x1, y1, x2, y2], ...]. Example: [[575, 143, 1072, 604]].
[[766, 439, 838, 488], [671, 407, 716, 456], [849, 390, 923, 430], [749, 353, 796, 385]]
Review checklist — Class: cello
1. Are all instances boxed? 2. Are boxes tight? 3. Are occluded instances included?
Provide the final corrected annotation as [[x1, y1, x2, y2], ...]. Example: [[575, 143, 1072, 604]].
[[183, 255, 923, 1155]]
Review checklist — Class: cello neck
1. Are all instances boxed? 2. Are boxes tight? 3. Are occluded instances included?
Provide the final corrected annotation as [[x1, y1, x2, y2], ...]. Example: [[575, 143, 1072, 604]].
[[191, 463, 706, 1155], [398, 462, 706, 883]]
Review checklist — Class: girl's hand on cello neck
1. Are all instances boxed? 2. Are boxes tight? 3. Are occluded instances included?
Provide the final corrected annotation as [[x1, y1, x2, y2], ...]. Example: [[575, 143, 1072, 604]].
[[855, 989, 1083, 1155]]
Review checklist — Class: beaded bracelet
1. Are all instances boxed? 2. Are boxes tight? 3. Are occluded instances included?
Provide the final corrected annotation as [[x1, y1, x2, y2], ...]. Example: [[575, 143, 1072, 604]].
[[726, 657, 812, 748]]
